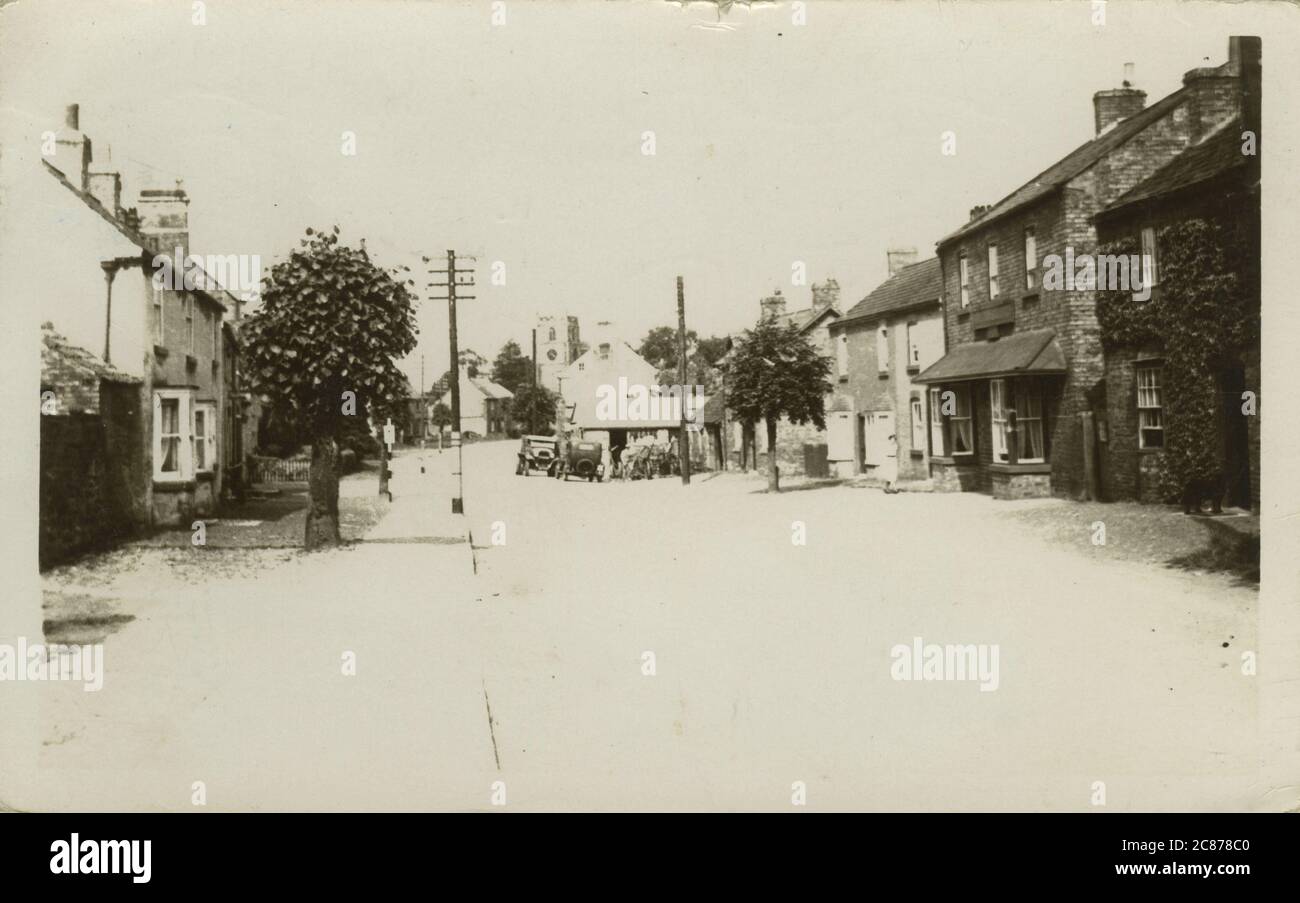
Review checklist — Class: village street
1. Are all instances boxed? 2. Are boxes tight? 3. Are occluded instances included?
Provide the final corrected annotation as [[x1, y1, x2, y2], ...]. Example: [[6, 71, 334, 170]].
[[20, 440, 1258, 811]]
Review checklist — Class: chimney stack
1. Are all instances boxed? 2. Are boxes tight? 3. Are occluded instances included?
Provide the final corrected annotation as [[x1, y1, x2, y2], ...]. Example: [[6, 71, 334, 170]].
[[87, 144, 122, 216], [52, 102, 92, 191], [811, 278, 840, 311], [137, 181, 190, 257], [1181, 40, 1244, 143], [760, 289, 787, 321], [886, 248, 919, 277], [969, 204, 990, 223], [1093, 65, 1146, 135]]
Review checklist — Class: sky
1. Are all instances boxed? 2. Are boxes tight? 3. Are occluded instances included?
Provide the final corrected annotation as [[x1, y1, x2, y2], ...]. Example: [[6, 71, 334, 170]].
[[0, 0, 1278, 390]]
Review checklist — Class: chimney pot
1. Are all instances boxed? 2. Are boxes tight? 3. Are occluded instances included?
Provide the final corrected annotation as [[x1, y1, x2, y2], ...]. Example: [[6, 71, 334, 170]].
[[65, 104, 79, 130]]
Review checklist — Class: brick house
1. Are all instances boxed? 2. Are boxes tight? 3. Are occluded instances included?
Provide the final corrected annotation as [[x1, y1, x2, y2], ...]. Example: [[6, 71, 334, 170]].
[[825, 251, 944, 482], [1092, 39, 1260, 509], [917, 38, 1256, 501], [731, 280, 841, 477], [33, 104, 237, 527]]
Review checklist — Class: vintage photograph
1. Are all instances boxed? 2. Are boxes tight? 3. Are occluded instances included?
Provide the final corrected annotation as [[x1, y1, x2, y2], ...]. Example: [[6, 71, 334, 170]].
[[0, 0, 1294, 825]]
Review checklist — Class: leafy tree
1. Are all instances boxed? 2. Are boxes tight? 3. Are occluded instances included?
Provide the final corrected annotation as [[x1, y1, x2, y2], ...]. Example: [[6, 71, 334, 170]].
[[429, 401, 452, 448], [508, 384, 558, 436], [243, 226, 418, 547], [638, 325, 697, 372], [491, 340, 533, 395], [694, 335, 731, 369], [725, 318, 833, 491]]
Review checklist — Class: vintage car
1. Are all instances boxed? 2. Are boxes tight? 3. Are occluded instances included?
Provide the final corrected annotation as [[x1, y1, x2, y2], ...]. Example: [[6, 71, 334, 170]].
[[556, 440, 605, 482], [516, 435, 559, 476]]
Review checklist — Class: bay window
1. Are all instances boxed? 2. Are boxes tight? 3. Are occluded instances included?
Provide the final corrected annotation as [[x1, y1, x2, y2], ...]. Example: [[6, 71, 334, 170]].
[[948, 386, 973, 455], [990, 379, 1009, 460], [928, 387, 945, 456], [154, 390, 193, 481]]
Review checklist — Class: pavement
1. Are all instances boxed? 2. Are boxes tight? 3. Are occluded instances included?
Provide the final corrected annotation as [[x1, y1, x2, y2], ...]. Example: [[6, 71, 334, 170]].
[[6, 439, 1278, 811]]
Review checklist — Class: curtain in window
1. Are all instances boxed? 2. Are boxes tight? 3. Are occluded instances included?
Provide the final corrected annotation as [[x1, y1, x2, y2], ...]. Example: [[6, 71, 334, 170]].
[[1016, 384, 1045, 460], [160, 400, 179, 472], [951, 388, 973, 454]]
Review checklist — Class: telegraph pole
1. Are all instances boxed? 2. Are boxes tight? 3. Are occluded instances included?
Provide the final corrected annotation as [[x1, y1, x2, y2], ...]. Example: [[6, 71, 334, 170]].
[[677, 276, 691, 485], [531, 327, 538, 435], [426, 250, 476, 514]]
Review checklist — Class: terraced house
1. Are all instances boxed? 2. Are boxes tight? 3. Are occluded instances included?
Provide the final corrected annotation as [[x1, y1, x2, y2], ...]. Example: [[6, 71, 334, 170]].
[[917, 37, 1258, 501], [29, 104, 243, 553], [826, 250, 944, 482]]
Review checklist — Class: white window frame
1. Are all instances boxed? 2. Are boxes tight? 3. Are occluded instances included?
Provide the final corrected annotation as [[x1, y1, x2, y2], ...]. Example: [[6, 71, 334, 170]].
[[1137, 365, 1164, 449], [928, 387, 945, 456], [990, 378, 1009, 461], [987, 244, 1000, 300], [836, 333, 848, 379], [959, 253, 970, 307], [906, 322, 920, 368], [193, 401, 217, 473], [948, 385, 974, 456], [1024, 227, 1037, 291], [153, 389, 193, 481], [876, 325, 888, 374], [152, 284, 165, 345], [910, 397, 925, 452], [1139, 226, 1159, 290]]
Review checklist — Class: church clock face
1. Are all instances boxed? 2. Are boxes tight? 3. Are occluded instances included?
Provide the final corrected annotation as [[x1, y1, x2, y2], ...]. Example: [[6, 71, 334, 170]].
[[547, 349, 558, 361]]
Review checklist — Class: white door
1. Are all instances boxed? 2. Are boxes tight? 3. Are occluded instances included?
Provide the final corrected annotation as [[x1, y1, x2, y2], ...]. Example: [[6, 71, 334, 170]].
[[863, 411, 898, 482]]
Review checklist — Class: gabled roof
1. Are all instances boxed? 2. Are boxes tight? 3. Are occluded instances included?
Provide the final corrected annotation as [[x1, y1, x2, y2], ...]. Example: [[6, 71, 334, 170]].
[[1101, 115, 1247, 215], [41, 323, 140, 415], [779, 304, 839, 333], [42, 159, 229, 313], [914, 328, 1066, 384], [940, 85, 1191, 246], [471, 377, 513, 400], [838, 257, 942, 327]]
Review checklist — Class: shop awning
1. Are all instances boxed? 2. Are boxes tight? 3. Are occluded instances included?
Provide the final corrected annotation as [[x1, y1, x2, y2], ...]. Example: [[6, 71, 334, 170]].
[[914, 328, 1066, 383]]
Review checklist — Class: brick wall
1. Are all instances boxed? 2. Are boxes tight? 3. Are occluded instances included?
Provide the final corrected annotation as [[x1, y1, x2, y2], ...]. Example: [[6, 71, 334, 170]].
[[40, 381, 145, 567]]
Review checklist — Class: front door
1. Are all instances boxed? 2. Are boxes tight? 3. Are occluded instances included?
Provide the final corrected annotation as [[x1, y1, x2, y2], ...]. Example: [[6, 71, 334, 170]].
[[863, 410, 897, 481]]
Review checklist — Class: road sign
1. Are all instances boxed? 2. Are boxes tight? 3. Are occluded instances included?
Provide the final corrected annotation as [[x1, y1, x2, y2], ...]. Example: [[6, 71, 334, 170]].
[[383, 419, 395, 448]]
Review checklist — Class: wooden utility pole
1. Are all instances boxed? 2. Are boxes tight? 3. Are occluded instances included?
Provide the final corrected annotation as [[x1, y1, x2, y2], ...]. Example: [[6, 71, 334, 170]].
[[677, 276, 691, 485], [531, 327, 538, 435], [426, 250, 476, 514]]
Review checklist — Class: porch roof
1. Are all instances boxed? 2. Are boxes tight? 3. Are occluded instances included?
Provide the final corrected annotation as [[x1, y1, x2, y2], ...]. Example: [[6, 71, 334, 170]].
[[914, 328, 1066, 383]]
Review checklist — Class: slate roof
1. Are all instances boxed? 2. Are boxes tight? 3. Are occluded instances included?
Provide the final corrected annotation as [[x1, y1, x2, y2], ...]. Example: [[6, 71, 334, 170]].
[[471, 377, 513, 400], [914, 328, 1066, 383], [41, 323, 140, 415], [838, 257, 942, 327], [940, 85, 1192, 246], [43, 159, 231, 313], [1101, 116, 1246, 214]]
